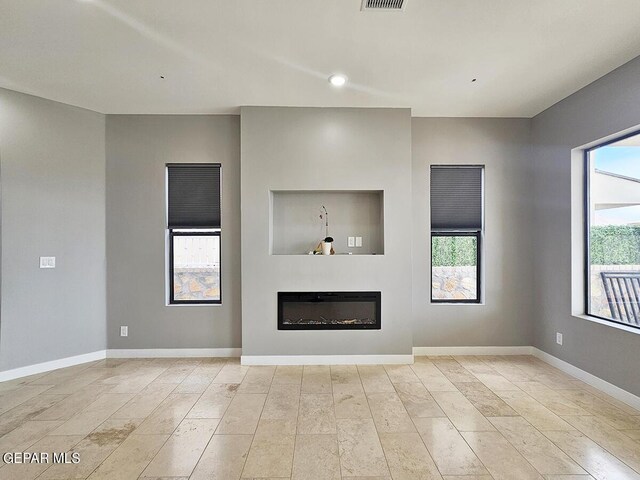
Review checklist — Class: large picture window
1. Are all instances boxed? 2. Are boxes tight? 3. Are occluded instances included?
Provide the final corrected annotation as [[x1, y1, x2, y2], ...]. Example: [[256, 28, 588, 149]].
[[167, 164, 222, 305], [430, 165, 484, 303], [585, 133, 640, 327]]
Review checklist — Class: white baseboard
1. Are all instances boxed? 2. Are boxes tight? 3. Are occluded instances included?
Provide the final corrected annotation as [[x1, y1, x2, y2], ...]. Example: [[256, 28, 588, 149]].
[[106, 348, 242, 358], [241, 354, 414, 366], [2, 345, 638, 412], [532, 348, 640, 411], [0, 350, 107, 382], [413, 346, 534, 356]]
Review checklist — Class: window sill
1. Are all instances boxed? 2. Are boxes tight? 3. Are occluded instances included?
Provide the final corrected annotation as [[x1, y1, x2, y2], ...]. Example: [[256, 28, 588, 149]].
[[573, 313, 640, 336], [431, 302, 485, 306], [166, 303, 223, 307]]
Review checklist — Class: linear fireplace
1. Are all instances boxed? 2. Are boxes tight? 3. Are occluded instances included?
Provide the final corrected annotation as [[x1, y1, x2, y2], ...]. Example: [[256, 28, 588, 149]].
[[278, 291, 381, 330]]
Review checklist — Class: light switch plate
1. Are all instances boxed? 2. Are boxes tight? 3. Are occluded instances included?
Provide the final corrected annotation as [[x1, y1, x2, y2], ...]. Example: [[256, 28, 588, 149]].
[[348, 237, 355, 247], [355, 237, 363, 247], [39, 257, 56, 269]]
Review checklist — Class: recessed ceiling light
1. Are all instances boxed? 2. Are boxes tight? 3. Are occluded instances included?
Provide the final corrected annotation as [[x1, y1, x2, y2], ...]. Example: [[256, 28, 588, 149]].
[[329, 74, 347, 87]]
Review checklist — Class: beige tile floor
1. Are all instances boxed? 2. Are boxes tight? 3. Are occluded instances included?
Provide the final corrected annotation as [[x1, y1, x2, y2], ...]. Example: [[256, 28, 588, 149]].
[[0, 355, 639, 479]]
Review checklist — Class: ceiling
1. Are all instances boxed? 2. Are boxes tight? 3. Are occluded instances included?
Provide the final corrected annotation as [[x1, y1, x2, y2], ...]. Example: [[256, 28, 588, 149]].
[[1, 0, 640, 117]]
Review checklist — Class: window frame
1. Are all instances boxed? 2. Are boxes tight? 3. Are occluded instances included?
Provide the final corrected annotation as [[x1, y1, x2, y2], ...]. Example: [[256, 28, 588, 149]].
[[430, 164, 484, 305], [430, 230, 482, 304], [583, 130, 640, 329], [169, 229, 222, 305], [166, 162, 222, 306]]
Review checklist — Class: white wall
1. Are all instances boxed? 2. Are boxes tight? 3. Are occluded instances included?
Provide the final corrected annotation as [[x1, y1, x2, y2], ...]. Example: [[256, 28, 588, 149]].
[[531, 56, 640, 396], [0, 88, 106, 371], [411, 118, 534, 347]]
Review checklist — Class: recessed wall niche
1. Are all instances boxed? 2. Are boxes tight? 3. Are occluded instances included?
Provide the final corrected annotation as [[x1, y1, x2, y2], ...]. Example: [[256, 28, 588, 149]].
[[270, 190, 384, 255]]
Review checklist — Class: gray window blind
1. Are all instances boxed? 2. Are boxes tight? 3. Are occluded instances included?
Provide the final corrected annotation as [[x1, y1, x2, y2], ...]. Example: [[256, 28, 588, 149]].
[[430, 166, 483, 230], [167, 164, 221, 228]]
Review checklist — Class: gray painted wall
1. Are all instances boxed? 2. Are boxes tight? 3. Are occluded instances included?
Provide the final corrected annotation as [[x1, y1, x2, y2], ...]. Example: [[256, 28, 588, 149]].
[[0, 88, 106, 371], [531, 56, 640, 395], [241, 107, 413, 356], [105, 115, 241, 349], [3, 51, 640, 404], [412, 118, 534, 347]]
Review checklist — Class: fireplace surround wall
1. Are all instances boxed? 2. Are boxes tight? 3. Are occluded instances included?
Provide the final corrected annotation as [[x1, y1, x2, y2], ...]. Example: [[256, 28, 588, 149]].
[[240, 106, 413, 359]]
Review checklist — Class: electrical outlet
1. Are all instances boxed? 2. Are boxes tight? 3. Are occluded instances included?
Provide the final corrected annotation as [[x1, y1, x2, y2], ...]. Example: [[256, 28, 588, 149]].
[[348, 237, 355, 247], [120, 326, 128, 337], [39, 257, 56, 269], [556, 332, 563, 345], [355, 237, 362, 247]]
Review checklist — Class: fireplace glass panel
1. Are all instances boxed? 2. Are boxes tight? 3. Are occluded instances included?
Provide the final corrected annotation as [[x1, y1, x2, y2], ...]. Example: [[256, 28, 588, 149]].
[[278, 292, 381, 330]]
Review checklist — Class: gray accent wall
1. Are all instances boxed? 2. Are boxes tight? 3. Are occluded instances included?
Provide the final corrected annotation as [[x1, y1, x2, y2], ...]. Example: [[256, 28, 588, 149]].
[[241, 107, 413, 356], [412, 118, 534, 347], [0, 88, 106, 371], [531, 56, 640, 395], [105, 115, 241, 350]]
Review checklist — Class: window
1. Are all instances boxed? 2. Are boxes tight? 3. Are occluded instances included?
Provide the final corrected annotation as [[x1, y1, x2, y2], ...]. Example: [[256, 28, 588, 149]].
[[167, 164, 222, 304], [430, 165, 483, 303], [585, 132, 640, 328]]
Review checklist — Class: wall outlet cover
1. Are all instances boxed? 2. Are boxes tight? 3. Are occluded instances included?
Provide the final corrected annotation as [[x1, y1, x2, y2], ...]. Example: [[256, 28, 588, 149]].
[[120, 326, 128, 337], [348, 237, 355, 247], [39, 256, 56, 269], [355, 237, 363, 247], [556, 332, 563, 345]]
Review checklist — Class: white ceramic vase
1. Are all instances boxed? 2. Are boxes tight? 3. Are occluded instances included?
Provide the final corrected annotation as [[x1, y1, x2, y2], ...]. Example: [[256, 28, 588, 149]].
[[321, 241, 332, 255]]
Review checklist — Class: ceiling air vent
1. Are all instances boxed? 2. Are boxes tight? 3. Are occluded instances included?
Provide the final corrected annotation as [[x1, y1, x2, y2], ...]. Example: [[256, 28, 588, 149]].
[[361, 0, 405, 10]]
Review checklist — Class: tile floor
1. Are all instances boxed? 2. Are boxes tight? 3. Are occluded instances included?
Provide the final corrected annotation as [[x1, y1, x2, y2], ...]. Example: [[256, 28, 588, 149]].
[[0, 355, 639, 479]]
